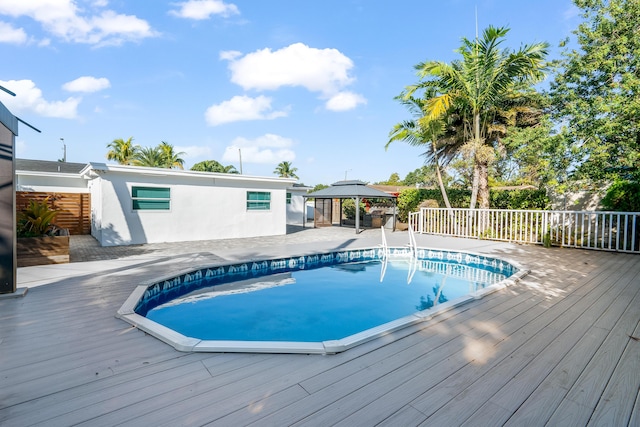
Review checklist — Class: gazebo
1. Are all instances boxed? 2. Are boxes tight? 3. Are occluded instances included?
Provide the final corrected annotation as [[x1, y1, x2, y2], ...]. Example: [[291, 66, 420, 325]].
[[303, 180, 397, 233]]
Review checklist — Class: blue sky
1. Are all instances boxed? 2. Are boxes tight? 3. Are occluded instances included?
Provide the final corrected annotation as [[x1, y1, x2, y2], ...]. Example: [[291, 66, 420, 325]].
[[0, 0, 579, 186]]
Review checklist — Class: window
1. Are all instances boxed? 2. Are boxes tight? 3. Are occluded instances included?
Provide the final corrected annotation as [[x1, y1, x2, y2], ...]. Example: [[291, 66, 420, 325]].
[[286, 192, 292, 204], [247, 191, 271, 210], [132, 186, 170, 211]]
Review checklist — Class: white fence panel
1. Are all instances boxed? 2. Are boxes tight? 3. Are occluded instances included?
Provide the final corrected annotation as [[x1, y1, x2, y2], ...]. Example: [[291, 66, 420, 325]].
[[409, 208, 640, 254]]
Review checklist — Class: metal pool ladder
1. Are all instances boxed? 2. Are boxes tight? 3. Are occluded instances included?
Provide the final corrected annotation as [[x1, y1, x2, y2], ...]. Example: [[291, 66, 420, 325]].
[[380, 225, 390, 258]]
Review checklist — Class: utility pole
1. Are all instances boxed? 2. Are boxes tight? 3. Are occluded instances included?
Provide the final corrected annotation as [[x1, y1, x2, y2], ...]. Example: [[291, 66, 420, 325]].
[[60, 138, 66, 162]]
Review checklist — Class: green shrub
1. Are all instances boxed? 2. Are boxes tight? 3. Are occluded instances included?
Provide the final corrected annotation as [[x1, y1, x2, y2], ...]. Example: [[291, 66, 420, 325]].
[[600, 180, 640, 212], [17, 199, 59, 237], [342, 198, 365, 220], [489, 189, 549, 210], [397, 188, 549, 221]]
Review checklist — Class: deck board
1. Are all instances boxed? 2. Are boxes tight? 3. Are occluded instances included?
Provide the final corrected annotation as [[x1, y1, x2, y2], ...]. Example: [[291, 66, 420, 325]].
[[1, 237, 639, 426]]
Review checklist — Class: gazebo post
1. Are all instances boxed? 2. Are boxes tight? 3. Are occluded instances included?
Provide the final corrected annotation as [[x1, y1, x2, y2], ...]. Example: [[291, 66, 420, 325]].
[[355, 196, 360, 234]]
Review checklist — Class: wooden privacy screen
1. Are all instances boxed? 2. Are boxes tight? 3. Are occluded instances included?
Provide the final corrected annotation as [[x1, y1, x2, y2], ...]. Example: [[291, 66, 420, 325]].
[[16, 192, 91, 235]]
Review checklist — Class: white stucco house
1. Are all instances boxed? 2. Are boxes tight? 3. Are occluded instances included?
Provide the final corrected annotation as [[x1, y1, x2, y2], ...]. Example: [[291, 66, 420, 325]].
[[15, 159, 309, 246], [79, 163, 297, 246]]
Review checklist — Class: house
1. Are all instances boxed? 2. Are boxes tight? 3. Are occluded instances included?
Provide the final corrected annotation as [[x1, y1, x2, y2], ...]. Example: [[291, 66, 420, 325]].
[[16, 159, 88, 193], [80, 163, 297, 246], [286, 183, 311, 225], [14, 159, 300, 247]]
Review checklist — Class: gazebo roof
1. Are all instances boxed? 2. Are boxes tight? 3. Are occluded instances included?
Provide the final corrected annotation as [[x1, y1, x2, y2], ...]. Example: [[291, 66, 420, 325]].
[[304, 180, 397, 199]]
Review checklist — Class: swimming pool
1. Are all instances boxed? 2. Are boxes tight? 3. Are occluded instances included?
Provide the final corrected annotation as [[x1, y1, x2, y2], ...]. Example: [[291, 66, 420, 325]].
[[117, 247, 527, 354]]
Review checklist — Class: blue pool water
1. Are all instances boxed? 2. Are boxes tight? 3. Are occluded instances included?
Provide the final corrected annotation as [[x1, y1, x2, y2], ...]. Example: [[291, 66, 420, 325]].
[[142, 251, 512, 343]]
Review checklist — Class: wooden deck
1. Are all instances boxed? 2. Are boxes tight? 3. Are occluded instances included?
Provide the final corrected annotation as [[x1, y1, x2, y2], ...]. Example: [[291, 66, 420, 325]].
[[1, 239, 639, 426]]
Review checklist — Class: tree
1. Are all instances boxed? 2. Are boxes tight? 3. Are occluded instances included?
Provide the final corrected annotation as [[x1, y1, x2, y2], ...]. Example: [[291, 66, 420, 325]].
[[410, 26, 548, 208], [131, 146, 165, 168], [550, 0, 640, 185], [403, 165, 452, 188], [274, 161, 299, 179], [387, 95, 455, 209], [500, 116, 572, 188], [309, 183, 329, 193], [191, 160, 239, 174], [106, 137, 138, 165], [375, 173, 402, 185], [158, 141, 185, 170]]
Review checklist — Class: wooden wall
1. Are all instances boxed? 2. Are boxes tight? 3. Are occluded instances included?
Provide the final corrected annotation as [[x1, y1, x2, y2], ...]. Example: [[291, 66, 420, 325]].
[[16, 192, 91, 235]]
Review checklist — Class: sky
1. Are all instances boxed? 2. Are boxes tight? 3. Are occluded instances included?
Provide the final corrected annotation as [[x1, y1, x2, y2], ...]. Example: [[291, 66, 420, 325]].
[[0, 0, 581, 186]]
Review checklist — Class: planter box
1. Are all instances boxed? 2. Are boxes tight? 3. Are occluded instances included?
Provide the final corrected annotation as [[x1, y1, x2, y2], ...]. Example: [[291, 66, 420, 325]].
[[17, 235, 70, 267]]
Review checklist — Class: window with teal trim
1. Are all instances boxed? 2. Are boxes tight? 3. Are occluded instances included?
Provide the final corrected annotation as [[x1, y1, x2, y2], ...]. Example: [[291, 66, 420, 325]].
[[132, 186, 170, 210], [286, 192, 292, 204], [247, 191, 271, 210]]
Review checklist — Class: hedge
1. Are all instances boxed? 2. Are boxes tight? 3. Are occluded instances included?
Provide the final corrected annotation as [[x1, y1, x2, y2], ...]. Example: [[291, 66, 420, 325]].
[[397, 188, 549, 222]]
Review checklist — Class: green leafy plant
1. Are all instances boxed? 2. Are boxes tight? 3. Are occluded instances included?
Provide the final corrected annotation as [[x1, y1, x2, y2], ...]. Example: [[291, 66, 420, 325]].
[[600, 180, 640, 212], [342, 199, 365, 220], [17, 199, 59, 237]]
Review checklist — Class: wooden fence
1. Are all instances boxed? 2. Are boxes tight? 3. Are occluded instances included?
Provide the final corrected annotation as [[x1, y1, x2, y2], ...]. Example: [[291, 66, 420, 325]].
[[409, 207, 640, 254], [16, 192, 91, 235]]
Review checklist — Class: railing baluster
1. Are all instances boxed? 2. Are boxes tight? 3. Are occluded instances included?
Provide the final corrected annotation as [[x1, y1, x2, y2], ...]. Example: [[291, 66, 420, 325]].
[[632, 215, 637, 252], [623, 214, 628, 251]]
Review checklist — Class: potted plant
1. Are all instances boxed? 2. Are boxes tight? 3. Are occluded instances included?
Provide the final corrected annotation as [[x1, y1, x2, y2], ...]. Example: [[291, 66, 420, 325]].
[[16, 199, 70, 267]]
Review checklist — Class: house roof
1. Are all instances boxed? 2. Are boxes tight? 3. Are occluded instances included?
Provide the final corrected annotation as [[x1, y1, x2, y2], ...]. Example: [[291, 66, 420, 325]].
[[304, 180, 397, 199], [16, 158, 87, 174], [81, 162, 297, 185]]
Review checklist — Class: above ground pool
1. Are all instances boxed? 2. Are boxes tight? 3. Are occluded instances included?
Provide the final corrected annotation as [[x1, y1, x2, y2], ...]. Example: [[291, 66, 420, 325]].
[[117, 246, 527, 354]]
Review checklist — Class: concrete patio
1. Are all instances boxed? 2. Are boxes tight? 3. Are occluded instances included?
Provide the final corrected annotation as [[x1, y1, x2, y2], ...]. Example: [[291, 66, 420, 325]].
[[1, 226, 638, 426]]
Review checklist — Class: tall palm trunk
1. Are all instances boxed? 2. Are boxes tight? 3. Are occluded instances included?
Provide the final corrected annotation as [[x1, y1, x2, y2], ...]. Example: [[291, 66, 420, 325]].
[[468, 112, 482, 210], [478, 161, 490, 209], [469, 163, 480, 209], [432, 139, 452, 210]]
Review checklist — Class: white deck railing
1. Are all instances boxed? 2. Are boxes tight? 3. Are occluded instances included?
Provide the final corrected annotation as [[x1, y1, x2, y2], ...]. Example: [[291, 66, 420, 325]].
[[409, 208, 640, 254]]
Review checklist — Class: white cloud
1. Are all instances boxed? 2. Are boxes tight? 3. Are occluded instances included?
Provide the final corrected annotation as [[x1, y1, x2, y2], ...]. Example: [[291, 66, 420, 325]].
[[205, 95, 288, 126], [0, 79, 80, 119], [325, 91, 367, 111], [223, 43, 355, 95], [219, 50, 241, 61], [0, 21, 26, 44], [169, 0, 239, 20], [175, 145, 212, 158], [63, 76, 110, 93], [0, 0, 158, 46], [221, 42, 367, 111], [221, 134, 295, 164]]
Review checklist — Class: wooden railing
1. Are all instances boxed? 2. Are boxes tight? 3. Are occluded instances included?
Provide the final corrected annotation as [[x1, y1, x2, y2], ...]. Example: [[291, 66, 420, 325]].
[[409, 208, 640, 254]]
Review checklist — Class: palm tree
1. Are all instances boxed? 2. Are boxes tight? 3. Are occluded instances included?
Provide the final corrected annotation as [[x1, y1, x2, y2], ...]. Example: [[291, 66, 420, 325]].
[[274, 161, 299, 179], [387, 94, 454, 210], [220, 164, 239, 174], [106, 137, 138, 165], [191, 160, 239, 174], [159, 141, 185, 169], [131, 146, 165, 168], [408, 26, 548, 208]]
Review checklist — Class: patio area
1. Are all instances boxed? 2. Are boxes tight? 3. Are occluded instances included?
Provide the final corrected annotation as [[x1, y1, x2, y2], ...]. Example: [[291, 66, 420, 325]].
[[1, 227, 639, 426]]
